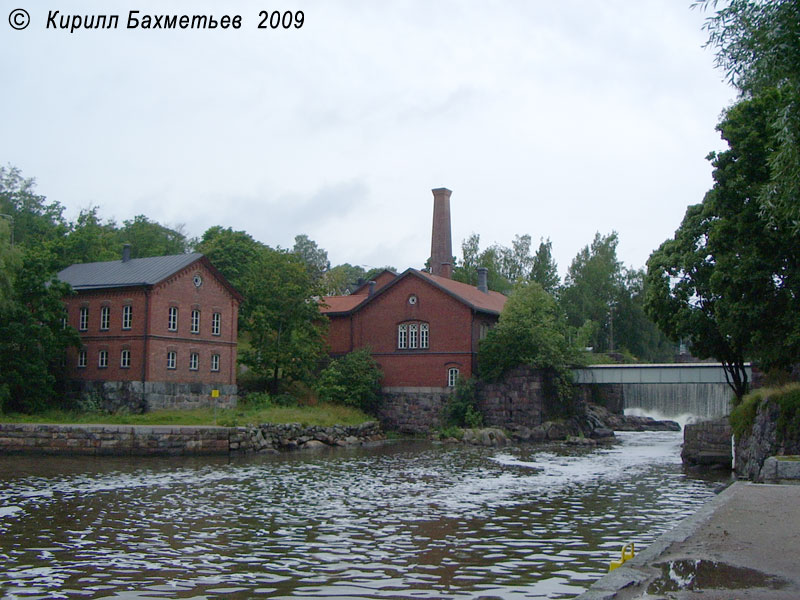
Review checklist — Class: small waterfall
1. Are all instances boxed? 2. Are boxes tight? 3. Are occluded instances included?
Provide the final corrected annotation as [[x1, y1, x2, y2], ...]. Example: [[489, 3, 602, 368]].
[[622, 383, 733, 421]]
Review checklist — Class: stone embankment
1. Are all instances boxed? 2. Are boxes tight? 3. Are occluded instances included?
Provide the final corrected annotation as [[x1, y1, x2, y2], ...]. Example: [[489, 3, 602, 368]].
[[682, 417, 732, 469], [441, 403, 679, 448], [0, 421, 383, 456], [230, 421, 384, 453], [735, 398, 800, 480]]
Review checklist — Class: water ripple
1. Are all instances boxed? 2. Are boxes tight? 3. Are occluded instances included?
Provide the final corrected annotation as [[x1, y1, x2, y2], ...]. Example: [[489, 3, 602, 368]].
[[0, 432, 726, 599]]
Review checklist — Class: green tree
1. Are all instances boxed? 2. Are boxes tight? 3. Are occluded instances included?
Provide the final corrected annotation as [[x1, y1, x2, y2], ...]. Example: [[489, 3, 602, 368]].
[[697, 0, 800, 230], [478, 282, 581, 402], [323, 263, 367, 295], [0, 165, 67, 248], [292, 234, 330, 281], [116, 215, 189, 258], [452, 233, 513, 294], [315, 347, 383, 413], [560, 232, 624, 352], [195, 226, 263, 301], [645, 92, 798, 399], [240, 247, 327, 394], [0, 245, 79, 413], [530, 237, 560, 296], [58, 207, 119, 267]]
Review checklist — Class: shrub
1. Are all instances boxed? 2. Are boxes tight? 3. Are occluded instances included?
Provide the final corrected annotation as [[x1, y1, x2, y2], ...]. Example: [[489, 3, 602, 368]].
[[315, 348, 383, 413], [444, 378, 484, 428]]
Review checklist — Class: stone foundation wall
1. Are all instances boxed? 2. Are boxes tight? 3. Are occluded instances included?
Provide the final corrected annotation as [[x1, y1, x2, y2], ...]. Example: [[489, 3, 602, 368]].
[[0, 423, 229, 455], [682, 417, 732, 469], [575, 383, 624, 414], [378, 367, 561, 433], [68, 380, 238, 413], [477, 366, 547, 428], [378, 387, 451, 433], [0, 422, 383, 456]]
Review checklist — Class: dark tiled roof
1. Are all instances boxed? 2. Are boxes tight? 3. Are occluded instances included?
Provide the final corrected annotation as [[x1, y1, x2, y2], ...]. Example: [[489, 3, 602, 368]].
[[58, 253, 204, 290]]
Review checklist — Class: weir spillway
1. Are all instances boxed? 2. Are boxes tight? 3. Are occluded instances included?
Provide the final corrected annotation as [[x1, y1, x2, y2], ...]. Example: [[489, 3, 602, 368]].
[[573, 363, 752, 420]]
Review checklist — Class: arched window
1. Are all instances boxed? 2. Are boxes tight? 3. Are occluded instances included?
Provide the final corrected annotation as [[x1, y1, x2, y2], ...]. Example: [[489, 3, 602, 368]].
[[397, 321, 430, 350], [447, 367, 459, 387]]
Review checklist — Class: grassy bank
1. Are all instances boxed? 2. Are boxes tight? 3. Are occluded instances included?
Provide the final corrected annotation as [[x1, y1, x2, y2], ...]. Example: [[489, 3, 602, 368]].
[[0, 402, 373, 428], [730, 383, 800, 440]]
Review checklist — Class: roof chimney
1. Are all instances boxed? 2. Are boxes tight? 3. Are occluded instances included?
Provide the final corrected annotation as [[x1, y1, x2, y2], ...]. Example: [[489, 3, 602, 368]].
[[368, 281, 377, 297], [477, 267, 488, 293], [122, 244, 131, 263], [430, 187, 453, 279]]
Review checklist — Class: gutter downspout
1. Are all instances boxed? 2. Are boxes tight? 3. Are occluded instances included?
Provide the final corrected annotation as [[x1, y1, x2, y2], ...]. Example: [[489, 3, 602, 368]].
[[141, 287, 151, 410]]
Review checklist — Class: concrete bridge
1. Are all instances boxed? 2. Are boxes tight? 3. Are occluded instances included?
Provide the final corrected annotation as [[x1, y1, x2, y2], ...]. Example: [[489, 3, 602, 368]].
[[573, 363, 753, 420]]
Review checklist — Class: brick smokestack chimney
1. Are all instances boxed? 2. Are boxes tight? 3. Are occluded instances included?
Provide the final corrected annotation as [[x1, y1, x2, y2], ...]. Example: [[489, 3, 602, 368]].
[[430, 187, 453, 279]]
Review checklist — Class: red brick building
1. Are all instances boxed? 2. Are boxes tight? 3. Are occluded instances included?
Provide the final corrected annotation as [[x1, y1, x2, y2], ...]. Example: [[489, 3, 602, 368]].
[[58, 249, 242, 411], [321, 188, 507, 389]]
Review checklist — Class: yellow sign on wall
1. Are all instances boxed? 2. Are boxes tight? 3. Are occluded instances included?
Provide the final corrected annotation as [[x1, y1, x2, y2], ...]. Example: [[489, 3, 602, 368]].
[[211, 389, 220, 398]]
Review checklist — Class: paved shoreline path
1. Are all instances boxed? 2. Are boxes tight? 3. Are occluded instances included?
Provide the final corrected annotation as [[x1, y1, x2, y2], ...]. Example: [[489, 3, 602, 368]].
[[578, 481, 800, 599]]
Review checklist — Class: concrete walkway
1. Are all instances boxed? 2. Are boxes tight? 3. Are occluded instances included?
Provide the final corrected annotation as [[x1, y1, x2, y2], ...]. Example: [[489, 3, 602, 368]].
[[577, 481, 800, 600]]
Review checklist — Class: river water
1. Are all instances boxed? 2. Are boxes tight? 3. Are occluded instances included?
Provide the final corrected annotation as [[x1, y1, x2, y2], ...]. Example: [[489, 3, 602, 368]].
[[0, 431, 727, 600]]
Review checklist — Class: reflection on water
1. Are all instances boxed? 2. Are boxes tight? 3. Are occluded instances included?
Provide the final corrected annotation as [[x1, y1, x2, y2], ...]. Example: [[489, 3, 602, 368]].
[[0, 432, 727, 599]]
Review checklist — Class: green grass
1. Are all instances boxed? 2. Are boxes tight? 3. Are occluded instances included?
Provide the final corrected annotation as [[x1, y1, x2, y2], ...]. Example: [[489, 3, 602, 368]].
[[730, 383, 800, 440], [0, 403, 373, 428]]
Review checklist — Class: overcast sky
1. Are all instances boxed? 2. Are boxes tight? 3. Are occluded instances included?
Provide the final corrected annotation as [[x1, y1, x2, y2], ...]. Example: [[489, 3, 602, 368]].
[[2, 0, 736, 277]]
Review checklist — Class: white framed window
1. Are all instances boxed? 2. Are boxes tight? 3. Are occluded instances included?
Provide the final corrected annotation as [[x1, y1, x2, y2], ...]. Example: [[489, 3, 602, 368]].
[[122, 305, 132, 330], [98, 350, 108, 369], [211, 354, 220, 372], [420, 323, 429, 349], [479, 323, 489, 340], [448, 367, 459, 387], [120, 349, 130, 368], [79, 307, 89, 331], [100, 306, 110, 331], [168, 306, 178, 331], [397, 324, 407, 349], [167, 351, 177, 369], [77, 349, 87, 368], [191, 309, 200, 334], [409, 323, 418, 349], [189, 352, 199, 371], [212, 312, 221, 336]]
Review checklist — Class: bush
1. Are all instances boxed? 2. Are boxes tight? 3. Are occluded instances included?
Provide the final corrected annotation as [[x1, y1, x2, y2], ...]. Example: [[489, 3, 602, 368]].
[[478, 282, 581, 404], [315, 348, 383, 413], [444, 378, 484, 428]]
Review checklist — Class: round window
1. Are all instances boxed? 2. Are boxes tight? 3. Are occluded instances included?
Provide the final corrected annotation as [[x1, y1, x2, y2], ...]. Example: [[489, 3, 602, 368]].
[[408, 295, 417, 305]]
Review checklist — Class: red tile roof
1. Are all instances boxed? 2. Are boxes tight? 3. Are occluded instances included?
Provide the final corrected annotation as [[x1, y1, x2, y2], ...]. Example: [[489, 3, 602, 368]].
[[417, 271, 507, 314], [319, 268, 507, 316], [319, 295, 366, 314]]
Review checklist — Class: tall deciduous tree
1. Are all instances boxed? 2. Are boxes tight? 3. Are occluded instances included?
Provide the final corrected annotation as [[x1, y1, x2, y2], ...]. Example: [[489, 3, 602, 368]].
[[560, 232, 624, 352], [0, 165, 67, 248], [292, 234, 330, 281], [0, 245, 79, 413], [645, 92, 799, 399], [697, 0, 800, 230], [323, 263, 367, 295], [239, 247, 327, 394], [117, 215, 189, 258], [195, 226, 263, 302], [530, 237, 560, 296]]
